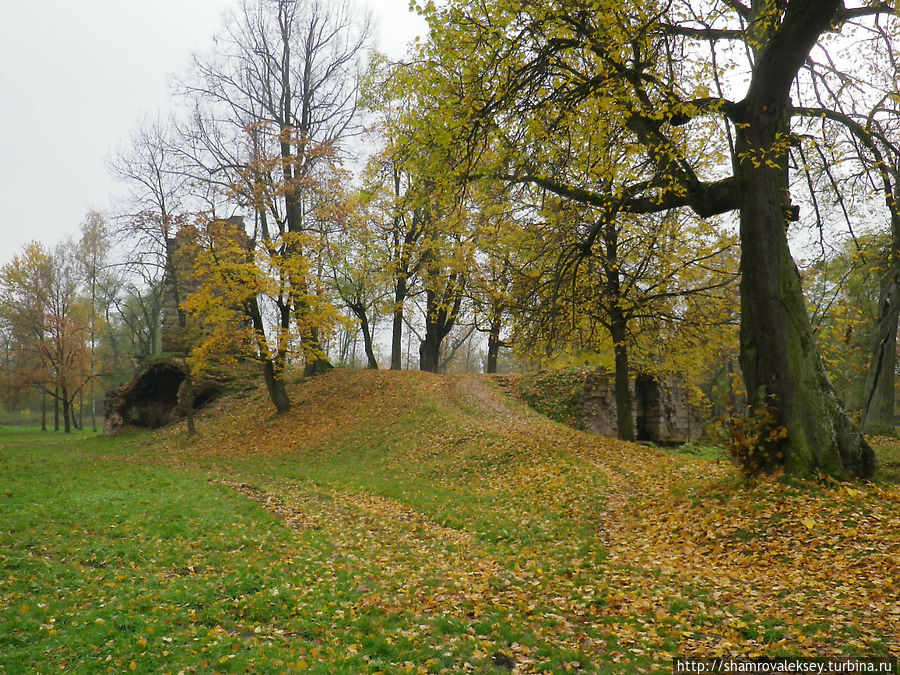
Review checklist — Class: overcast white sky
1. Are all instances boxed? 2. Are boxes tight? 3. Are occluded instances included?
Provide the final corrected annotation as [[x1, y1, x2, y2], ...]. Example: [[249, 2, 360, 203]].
[[0, 0, 426, 268]]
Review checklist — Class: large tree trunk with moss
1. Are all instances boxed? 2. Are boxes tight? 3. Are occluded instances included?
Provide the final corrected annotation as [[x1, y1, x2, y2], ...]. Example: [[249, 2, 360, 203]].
[[734, 0, 874, 478]]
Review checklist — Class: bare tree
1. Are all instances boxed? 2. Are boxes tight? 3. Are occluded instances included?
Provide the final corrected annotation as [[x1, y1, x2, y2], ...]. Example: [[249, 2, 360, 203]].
[[178, 0, 372, 392], [109, 117, 199, 434]]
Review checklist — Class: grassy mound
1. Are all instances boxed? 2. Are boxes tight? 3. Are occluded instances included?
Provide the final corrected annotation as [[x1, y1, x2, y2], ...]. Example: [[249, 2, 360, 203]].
[[1, 369, 898, 673], [493, 369, 589, 429]]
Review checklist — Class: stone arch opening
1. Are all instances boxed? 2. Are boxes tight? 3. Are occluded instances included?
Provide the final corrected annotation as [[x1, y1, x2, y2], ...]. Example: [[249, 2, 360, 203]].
[[635, 374, 659, 442], [105, 358, 228, 434], [122, 362, 185, 428]]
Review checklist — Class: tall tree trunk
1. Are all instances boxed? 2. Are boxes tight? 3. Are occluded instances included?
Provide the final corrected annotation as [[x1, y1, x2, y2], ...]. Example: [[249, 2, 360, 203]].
[[262, 359, 291, 414], [41, 390, 47, 431], [344, 301, 378, 370], [302, 326, 333, 376], [391, 278, 407, 370], [420, 288, 443, 373], [54, 385, 59, 432], [419, 325, 441, 373], [861, 204, 900, 436], [609, 309, 635, 442], [358, 311, 378, 370], [486, 320, 502, 374], [735, 0, 874, 477], [419, 287, 461, 374], [597, 223, 633, 441], [90, 275, 97, 432], [183, 368, 196, 436], [166, 233, 198, 437], [861, 273, 899, 436], [62, 387, 71, 434], [248, 296, 291, 413]]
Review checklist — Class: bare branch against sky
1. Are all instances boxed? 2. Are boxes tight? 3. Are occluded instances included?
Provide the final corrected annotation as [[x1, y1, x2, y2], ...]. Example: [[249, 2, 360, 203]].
[[0, 0, 424, 266]]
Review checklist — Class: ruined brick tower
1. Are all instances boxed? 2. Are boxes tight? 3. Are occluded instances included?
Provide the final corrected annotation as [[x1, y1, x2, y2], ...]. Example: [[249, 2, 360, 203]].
[[160, 215, 246, 353]]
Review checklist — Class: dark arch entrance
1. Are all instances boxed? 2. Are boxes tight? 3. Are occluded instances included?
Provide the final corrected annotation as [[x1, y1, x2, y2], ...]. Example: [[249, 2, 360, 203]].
[[122, 361, 186, 428]]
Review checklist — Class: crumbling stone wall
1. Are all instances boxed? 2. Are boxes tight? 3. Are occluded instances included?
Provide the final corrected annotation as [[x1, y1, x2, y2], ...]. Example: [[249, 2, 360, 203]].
[[633, 374, 705, 443], [104, 358, 224, 434], [578, 371, 704, 443], [497, 369, 707, 443], [161, 216, 247, 353]]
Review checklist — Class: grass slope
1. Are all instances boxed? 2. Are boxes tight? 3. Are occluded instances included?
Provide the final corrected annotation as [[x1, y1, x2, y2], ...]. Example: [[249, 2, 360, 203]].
[[1, 370, 898, 674]]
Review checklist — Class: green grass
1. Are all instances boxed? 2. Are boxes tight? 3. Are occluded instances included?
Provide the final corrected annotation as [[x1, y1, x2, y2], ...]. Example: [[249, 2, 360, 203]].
[[1, 431, 311, 673], [494, 369, 588, 429], [0, 413, 628, 673], [667, 441, 729, 461], [2, 370, 898, 673], [869, 436, 900, 483]]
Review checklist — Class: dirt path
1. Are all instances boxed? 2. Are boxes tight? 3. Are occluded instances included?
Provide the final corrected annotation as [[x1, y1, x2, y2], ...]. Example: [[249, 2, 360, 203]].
[[445, 374, 520, 420]]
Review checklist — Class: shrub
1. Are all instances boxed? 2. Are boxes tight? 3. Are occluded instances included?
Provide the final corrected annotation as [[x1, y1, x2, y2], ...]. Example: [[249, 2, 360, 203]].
[[723, 399, 788, 475]]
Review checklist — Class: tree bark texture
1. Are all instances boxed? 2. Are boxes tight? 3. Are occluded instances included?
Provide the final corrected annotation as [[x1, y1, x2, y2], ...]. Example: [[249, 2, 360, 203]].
[[486, 320, 502, 374], [419, 327, 442, 374], [302, 331, 334, 376], [247, 295, 291, 413], [183, 367, 196, 436], [391, 278, 407, 370], [861, 264, 900, 436], [860, 179, 900, 436], [419, 287, 461, 374], [359, 311, 379, 370], [62, 386, 71, 434], [609, 310, 635, 442], [346, 300, 379, 369], [262, 359, 291, 414], [735, 0, 875, 477]]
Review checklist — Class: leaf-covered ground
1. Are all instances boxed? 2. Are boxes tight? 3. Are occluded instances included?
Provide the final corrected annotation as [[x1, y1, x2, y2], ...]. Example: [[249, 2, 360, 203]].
[[1, 369, 898, 673]]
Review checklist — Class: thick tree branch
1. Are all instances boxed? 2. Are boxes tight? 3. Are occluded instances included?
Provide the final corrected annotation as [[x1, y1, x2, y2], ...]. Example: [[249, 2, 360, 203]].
[[658, 23, 744, 41], [493, 170, 740, 221], [834, 3, 896, 23], [721, 0, 751, 20]]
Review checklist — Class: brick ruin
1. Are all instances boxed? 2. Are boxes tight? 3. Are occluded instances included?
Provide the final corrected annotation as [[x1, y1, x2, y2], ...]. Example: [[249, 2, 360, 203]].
[[578, 371, 705, 443], [160, 215, 247, 353], [104, 217, 246, 434], [103, 359, 226, 434]]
